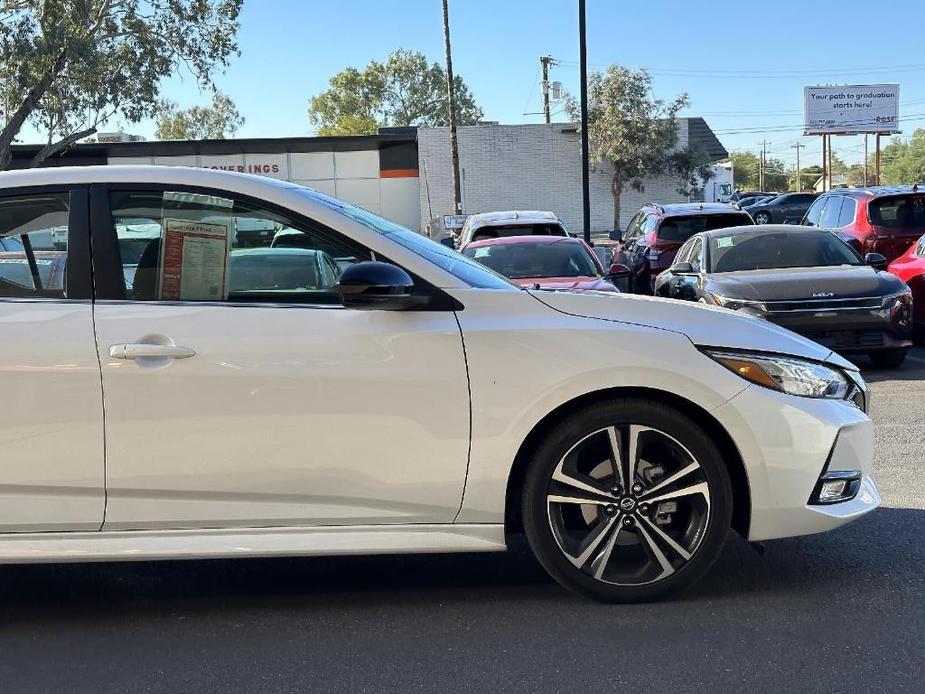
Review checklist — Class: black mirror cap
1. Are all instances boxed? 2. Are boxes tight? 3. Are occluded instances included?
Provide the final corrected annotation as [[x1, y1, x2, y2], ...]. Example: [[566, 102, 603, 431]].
[[670, 261, 694, 274], [864, 252, 888, 271], [336, 261, 420, 310], [608, 229, 624, 242]]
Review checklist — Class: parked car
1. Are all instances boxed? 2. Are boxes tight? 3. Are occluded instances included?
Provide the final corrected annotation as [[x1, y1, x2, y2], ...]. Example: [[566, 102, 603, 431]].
[[458, 210, 568, 246], [654, 225, 913, 368], [0, 165, 877, 603], [460, 235, 624, 293], [738, 195, 775, 209], [611, 202, 754, 294], [887, 233, 925, 339], [747, 192, 819, 225], [801, 186, 925, 263], [732, 190, 778, 204]]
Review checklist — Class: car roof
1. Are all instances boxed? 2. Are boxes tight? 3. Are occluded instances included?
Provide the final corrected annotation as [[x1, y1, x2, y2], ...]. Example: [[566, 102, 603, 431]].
[[463, 234, 584, 250], [468, 210, 560, 226], [644, 202, 747, 217], [701, 223, 830, 240], [821, 185, 925, 198]]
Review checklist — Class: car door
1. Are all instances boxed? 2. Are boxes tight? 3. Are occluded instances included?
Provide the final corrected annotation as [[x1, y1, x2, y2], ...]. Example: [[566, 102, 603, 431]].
[[0, 186, 104, 532], [90, 185, 470, 531]]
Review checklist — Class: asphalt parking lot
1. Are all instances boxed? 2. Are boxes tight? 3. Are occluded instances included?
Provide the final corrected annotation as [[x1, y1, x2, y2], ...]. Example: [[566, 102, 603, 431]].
[[2, 350, 924, 694]]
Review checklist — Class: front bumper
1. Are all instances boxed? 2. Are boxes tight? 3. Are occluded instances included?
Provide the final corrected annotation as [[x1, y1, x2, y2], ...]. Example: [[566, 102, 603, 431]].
[[712, 384, 879, 542], [758, 305, 912, 354]]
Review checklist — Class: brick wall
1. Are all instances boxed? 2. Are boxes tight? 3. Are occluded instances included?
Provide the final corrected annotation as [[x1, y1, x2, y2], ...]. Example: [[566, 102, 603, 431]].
[[418, 121, 695, 234]]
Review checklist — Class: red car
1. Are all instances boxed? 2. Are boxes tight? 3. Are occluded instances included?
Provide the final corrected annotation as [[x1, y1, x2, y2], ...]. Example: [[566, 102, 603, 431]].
[[460, 235, 624, 293], [888, 233, 925, 336], [802, 186, 925, 263]]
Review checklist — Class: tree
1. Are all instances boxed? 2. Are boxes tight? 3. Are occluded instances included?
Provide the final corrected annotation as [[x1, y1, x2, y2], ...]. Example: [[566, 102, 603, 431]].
[[155, 92, 244, 140], [879, 129, 925, 185], [567, 66, 688, 228], [307, 49, 483, 136], [0, 0, 242, 170], [670, 144, 715, 199], [722, 151, 760, 189]]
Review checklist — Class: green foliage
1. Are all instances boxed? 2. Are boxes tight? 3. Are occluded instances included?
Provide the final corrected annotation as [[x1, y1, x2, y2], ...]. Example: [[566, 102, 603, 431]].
[[155, 92, 244, 140], [307, 49, 483, 135], [880, 129, 925, 185], [670, 145, 715, 198], [722, 150, 788, 191], [566, 66, 689, 228], [0, 0, 243, 169]]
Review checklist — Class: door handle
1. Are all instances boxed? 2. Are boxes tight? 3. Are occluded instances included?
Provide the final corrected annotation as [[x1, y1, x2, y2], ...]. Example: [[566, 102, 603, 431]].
[[109, 343, 196, 360]]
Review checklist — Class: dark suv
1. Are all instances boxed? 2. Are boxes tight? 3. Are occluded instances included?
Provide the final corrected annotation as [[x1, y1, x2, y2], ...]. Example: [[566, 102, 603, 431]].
[[747, 192, 819, 225], [802, 186, 925, 263], [612, 202, 754, 293]]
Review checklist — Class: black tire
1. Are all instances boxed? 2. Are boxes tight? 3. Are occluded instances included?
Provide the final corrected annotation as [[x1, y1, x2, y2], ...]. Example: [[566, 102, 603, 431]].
[[754, 211, 771, 225], [522, 398, 733, 603], [869, 349, 907, 369]]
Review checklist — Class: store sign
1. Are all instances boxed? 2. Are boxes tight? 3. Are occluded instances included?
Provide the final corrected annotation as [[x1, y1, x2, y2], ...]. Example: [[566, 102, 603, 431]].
[[804, 84, 900, 135], [443, 214, 468, 230]]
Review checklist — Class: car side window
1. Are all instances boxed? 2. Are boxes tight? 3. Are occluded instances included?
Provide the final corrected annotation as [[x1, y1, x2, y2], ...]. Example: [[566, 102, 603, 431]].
[[837, 198, 857, 227], [804, 197, 826, 226], [0, 192, 70, 299], [675, 237, 696, 264], [820, 196, 844, 229], [109, 190, 371, 304], [688, 238, 703, 272]]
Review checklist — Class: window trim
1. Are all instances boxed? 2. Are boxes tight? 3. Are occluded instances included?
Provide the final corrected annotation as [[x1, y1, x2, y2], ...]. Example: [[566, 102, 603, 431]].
[[89, 183, 460, 311], [0, 184, 91, 303]]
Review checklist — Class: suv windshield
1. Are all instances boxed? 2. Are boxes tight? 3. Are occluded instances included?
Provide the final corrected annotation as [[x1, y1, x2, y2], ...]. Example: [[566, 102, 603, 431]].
[[869, 195, 925, 229], [304, 188, 514, 289], [472, 223, 566, 239], [462, 241, 600, 279], [709, 230, 862, 273], [658, 213, 752, 242]]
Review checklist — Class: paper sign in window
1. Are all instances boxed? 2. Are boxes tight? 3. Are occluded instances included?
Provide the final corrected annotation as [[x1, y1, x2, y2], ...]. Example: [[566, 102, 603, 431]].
[[158, 218, 230, 301]]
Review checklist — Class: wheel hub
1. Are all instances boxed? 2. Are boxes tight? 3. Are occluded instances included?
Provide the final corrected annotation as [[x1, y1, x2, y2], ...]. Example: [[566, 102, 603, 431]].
[[619, 497, 637, 512]]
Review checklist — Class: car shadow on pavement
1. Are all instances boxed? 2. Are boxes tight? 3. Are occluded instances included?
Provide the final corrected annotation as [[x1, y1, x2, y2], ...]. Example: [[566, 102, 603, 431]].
[[0, 507, 919, 620]]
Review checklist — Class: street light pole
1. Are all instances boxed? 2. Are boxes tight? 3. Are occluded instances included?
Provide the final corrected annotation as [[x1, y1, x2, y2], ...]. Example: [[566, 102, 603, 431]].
[[441, 0, 462, 216], [578, 0, 591, 243]]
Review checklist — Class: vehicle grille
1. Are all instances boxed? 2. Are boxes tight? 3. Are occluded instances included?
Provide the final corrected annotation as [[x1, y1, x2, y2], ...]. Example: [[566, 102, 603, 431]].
[[801, 329, 885, 350], [763, 296, 883, 312]]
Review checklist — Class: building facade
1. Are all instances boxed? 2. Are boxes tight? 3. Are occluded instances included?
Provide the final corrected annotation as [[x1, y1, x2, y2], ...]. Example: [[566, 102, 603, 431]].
[[9, 119, 727, 236]]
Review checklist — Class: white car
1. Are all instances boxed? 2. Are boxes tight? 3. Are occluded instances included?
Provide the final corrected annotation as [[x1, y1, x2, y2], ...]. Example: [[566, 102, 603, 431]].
[[0, 166, 877, 602], [458, 210, 568, 246]]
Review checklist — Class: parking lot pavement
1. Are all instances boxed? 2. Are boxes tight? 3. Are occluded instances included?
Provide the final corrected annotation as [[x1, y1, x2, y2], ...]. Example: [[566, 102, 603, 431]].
[[2, 355, 924, 693]]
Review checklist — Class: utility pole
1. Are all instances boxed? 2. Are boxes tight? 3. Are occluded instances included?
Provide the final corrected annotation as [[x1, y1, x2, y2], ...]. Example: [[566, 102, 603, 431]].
[[578, 0, 591, 243], [540, 55, 555, 124], [864, 134, 869, 186], [791, 142, 805, 191], [759, 140, 770, 190], [441, 0, 462, 215]]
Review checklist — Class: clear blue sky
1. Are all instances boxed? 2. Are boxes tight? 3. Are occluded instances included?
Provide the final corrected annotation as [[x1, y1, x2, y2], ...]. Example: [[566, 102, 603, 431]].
[[25, 0, 925, 168]]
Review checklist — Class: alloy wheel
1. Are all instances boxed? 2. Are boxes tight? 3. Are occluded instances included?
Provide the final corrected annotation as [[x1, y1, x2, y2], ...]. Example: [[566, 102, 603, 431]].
[[545, 424, 711, 586], [755, 212, 770, 224]]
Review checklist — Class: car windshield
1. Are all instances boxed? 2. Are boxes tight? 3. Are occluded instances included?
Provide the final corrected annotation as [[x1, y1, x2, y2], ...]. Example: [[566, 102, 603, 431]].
[[658, 214, 753, 242], [462, 240, 600, 279], [869, 195, 925, 229], [472, 223, 566, 239], [709, 231, 863, 273], [301, 188, 515, 290]]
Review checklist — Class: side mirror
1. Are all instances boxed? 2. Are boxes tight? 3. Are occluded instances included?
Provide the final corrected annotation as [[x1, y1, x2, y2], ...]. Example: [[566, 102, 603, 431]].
[[608, 229, 624, 242], [607, 262, 631, 278], [336, 261, 421, 310], [669, 261, 694, 274], [439, 236, 455, 248], [864, 252, 888, 271]]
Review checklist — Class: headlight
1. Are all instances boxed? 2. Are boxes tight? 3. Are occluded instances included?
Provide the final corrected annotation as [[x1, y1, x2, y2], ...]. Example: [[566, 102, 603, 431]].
[[704, 350, 850, 399], [708, 293, 766, 312], [881, 288, 912, 309]]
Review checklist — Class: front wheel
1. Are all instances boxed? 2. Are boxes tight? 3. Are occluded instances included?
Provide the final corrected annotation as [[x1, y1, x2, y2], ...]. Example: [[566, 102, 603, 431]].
[[754, 211, 771, 224], [521, 399, 733, 602], [869, 349, 907, 369]]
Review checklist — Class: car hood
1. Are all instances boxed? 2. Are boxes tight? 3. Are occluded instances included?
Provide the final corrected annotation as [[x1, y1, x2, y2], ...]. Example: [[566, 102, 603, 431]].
[[706, 266, 905, 301], [529, 289, 838, 363], [511, 276, 618, 292]]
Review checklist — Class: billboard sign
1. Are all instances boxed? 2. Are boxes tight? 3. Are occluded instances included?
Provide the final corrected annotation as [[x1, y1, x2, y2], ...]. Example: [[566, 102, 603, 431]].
[[804, 84, 900, 135]]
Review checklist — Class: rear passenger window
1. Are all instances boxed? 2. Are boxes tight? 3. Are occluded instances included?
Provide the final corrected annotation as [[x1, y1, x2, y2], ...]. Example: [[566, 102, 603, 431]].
[[820, 197, 844, 228], [0, 193, 69, 298], [109, 190, 369, 304]]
